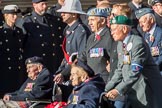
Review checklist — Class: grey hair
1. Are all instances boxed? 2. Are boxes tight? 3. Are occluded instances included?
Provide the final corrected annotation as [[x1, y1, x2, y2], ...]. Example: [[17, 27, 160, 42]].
[[145, 13, 156, 22]]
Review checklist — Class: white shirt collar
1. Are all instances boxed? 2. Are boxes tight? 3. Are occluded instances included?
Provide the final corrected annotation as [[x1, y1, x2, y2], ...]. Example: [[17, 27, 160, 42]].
[[123, 32, 131, 44], [96, 26, 105, 35], [148, 23, 156, 35]]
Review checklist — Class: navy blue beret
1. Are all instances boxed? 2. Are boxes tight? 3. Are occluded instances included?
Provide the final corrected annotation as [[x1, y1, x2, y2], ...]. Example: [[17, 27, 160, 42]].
[[25, 56, 44, 65], [77, 60, 94, 77], [32, 0, 47, 3], [135, 8, 153, 19], [87, 7, 109, 17], [2, 5, 21, 14]]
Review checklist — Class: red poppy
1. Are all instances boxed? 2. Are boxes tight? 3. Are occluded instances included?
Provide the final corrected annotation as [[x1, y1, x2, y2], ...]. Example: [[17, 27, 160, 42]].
[[96, 34, 101, 41]]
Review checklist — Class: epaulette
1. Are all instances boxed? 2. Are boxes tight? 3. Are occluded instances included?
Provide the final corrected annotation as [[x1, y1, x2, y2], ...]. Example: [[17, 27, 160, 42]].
[[48, 5, 57, 10], [22, 12, 32, 18]]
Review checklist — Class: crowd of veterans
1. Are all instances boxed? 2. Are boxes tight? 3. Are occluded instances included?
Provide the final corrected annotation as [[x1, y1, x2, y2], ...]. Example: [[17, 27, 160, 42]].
[[0, 0, 162, 108]]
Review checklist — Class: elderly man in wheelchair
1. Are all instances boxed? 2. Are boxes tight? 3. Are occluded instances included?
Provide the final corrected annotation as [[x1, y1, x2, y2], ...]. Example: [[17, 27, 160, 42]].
[[0, 56, 53, 108]]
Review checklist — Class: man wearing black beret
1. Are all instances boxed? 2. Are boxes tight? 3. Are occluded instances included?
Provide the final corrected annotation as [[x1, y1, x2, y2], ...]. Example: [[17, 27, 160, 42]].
[[0, 56, 53, 108], [66, 60, 105, 108]]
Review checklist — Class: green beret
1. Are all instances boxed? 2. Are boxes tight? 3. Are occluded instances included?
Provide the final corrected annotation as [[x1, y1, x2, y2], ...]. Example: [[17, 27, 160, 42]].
[[135, 8, 153, 19], [110, 15, 132, 25]]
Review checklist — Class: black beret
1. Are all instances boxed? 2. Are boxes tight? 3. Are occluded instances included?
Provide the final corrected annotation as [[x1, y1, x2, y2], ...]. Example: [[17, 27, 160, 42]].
[[32, 0, 47, 3], [25, 56, 44, 65], [77, 60, 94, 77], [2, 5, 21, 14]]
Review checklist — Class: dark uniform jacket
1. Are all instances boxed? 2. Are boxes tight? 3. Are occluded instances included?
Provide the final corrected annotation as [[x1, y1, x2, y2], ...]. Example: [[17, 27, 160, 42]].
[[0, 10, 4, 26], [143, 25, 162, 72], [154, 12, 162, 28], [23, 11, 66, 73], [105, 34, 162, 108], [128, 2, 147, 28], [0, 23, 25, 96], [79, 27, 113, 83], [57, 20, 90, 78], [7, 68, 53, 101], [47, 3, 62, 17], [67, 75, 105, 108]]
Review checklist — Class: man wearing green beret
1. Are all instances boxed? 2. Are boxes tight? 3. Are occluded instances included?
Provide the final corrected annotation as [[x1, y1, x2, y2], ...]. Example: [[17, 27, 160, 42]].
[[105, 15, 162, 108]]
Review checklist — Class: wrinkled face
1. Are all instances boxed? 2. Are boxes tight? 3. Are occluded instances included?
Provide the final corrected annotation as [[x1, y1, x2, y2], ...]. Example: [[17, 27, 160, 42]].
[[139, 15, 153, 32], [33, 2, 47, 15], [5, 13, 17, 25], [26, 64, 39, 80], [152, 3, 162, 16], [70, 67, 83, 86], [110, 24, 125, 41], [88, 16, 104, 32]]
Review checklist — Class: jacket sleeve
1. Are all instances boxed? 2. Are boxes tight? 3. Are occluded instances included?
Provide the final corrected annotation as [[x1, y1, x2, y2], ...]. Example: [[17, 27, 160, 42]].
[[67, 85, 101, 108], [10, 71, 52, 101], [115, 42, 148, 94]]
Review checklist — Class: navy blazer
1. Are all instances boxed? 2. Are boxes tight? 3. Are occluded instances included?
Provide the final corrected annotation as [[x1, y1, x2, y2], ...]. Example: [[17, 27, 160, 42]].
[[8, 68, 53, 101], [67, 75, 105, 108], [144, 26, 162, 71]]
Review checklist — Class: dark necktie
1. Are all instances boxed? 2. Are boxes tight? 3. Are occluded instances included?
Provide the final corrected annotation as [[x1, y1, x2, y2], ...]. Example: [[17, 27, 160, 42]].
[[42, 16, 48, 24], [144, 33, 150, 43]]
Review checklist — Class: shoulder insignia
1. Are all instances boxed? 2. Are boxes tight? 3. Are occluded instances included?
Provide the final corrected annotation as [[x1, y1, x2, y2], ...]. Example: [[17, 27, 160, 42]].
[[22, 12, 32, 18]]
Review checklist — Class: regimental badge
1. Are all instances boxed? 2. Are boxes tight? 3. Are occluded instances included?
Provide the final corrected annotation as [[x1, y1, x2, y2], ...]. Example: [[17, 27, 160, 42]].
[[150, 35, 155, 42], [66, 30, 71, 35], [91, 10, 96, 15], [24, 83, 35, 92], [127, 43, 132, 51], [71, 95, 79, 104], [151, 46, 159, 56], [90, 48, 104, 58], [123, 54, 131, 64]]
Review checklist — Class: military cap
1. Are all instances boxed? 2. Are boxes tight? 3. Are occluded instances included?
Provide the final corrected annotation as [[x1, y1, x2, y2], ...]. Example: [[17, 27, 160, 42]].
[[110, 15, 132, 25], [32, 0, 47, 3], [2, 5, 21, 14], [135, 8, 153, 19], [87, 8, 109, 17], [149, 0, 162, 6], [25, 56, 44, 65], [57, 0, 86, 15], [77, 60, 94, 77]]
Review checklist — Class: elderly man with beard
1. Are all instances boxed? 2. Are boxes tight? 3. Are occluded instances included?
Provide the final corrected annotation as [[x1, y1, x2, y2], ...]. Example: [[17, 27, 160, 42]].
[[0, 56, 53, 108], [22, 0, 66, 73]]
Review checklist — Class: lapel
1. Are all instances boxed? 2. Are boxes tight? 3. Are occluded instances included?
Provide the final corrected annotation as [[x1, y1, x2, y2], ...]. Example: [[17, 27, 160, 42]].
[[87, 27, 108, 51], [65, 20, 80, 42], [149, 26, 159, 47]]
